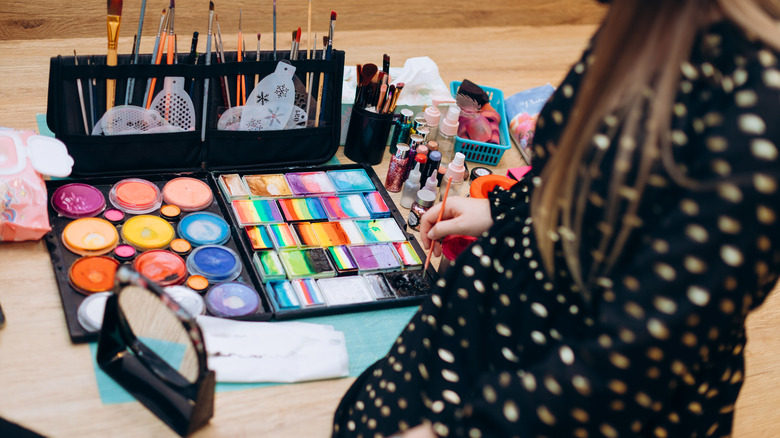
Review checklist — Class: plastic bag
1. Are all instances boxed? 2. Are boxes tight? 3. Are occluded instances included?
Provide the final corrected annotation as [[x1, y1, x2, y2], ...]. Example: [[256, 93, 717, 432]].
[[0, 129, 73, 241]]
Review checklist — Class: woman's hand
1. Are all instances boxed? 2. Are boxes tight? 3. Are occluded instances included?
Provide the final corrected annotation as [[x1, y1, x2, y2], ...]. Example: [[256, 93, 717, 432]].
[[419, 196, 493, 257]]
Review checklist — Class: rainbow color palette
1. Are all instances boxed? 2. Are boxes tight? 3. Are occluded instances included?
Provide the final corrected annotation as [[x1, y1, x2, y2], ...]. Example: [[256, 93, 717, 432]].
[[327, 246, 358, 274], [392, 241, 423, 270], [218, 174, 251, 200], [317, 276, 375, 306], [245, 226, 274, 250], [231, 199, 284, 226], [321, 194, 371, 220], [292, 222, 321, 247], [338, 221, 365, 245], [291, 278, 325, 307], [278, 197, 328, 222], [279, 248, 336, 279], [243, 174, 293, 198], [285, 172, 335, 196], [252, 250, 287, 281], [266, 281, 300, 310], [362, 191, 392, 218], [327, 169, 375, 193], [310, 222, 352, 247], [349, 244, 402, 273], [268, 223, 299, 249], [355, 218, 406, 243]]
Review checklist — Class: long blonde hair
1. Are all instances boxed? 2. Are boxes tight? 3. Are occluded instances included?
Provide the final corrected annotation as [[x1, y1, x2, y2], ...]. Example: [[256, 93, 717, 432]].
[[530, 0, 780, 296]]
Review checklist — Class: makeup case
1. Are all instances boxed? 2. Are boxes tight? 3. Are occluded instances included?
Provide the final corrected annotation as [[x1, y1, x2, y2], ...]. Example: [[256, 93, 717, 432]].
[[44, 50, 435, 343]]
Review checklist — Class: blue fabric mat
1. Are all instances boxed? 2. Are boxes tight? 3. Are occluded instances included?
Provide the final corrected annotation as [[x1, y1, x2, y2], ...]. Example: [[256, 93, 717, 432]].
[[90, 306, 418, 404]]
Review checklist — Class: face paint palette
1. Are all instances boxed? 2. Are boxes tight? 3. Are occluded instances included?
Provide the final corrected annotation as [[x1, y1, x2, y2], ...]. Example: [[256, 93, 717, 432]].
[[363, 273, 395, 300], [252, 250, 287, 281], [291, 222, 321, 247], [355, 218, 407, 243], [277, 197, 328, 222], [266, 281, 301, 310], [291, 278, 326, 307], [392, 241, 423, 270], [310, 221, 352, 247], [285, 171, 336, 196], [245, 226, 275, 250], [267, 223, 300, 250], [317, 276, 375, 306], [231, 199, 284, 226], [327, 245, 358, 274], [243, 174, 293, 198], [362, 191, 392, 218], [348, 244, 402, 273], [45, 173, 273, 343], [327, 169, 375, 193], [321, 194, 371, 220], [279, 248, 336, 279]]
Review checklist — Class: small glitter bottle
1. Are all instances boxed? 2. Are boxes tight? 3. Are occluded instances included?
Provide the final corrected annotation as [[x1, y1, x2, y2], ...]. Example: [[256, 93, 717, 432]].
[[407, 189, 436, 231], [385, 144, 410, 193]]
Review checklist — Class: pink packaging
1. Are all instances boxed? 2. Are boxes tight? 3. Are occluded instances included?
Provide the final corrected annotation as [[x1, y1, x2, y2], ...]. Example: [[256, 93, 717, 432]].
[[0, 129, 73, 241]]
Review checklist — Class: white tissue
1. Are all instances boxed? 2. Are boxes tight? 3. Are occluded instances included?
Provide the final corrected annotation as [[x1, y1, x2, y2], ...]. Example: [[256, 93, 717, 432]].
[[196, 315, 349, 383]]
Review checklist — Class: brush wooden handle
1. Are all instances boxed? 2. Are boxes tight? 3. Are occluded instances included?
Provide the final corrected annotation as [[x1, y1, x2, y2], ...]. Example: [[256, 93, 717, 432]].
[[106, 47, 118, 110]]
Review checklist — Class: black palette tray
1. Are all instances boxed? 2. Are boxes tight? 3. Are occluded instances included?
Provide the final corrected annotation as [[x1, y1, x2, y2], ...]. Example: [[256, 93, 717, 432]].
[[211, 163, 437, 320], [44, 171, 272, 344]]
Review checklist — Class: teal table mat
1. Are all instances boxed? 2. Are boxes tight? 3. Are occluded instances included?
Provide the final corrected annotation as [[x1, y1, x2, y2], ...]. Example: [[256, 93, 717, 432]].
[[90, 306, 418, 405]]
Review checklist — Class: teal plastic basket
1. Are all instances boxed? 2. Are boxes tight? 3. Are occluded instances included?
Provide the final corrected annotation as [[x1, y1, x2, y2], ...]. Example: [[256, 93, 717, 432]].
[[449, 81, 511, 166]]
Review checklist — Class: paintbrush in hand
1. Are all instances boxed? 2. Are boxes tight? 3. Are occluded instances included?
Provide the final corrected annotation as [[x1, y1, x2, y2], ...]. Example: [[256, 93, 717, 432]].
[[423, 175, 453, 271], [106, 0, 123, 111]]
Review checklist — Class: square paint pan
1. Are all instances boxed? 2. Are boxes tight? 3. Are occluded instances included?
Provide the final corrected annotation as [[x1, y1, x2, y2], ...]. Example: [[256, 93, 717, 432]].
[[384, 270, 433, 298], [245, 226, 274, 251], [291, 278, 326, 307], [217, 173, 251, 200], [252, 250, 287, 281], [291, 222, 321, 248], [321, 194, 371, 220], [266, 281, 301, 310], [363, 273, 395, 300], [279, 248, 336, 279], [316, 276, 375, 306], [243, 174, 293, 198], [362, 191, 392, 218], [284, 172, 336, 196], [326, 245, 358, 275], [355, 218, 407, 243], [348, 244, 402, 273], [326, 169, 376, 193], [231, 199, 284, 226], [267, 223, 300, 250], [392, 241, 423, 270], [277, 197, 329, 222], [310, 222, 352, 247]]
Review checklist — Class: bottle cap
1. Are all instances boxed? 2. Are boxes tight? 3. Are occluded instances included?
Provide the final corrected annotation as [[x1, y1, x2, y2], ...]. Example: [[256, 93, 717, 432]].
[[427, 140, 439, 151], [451, 152, 466, 172], [393, 144, 410, 159], [415, 189, 436, 208], [416, 126, 431, 141], [415, 153, 427, 164], [413, 116, 427, 130], [400, 108, 414, 123], [439, 105, 460, 136], [428, 151, 442, 164], [424, 104, 441, 128], [417, 145, 429, 157], [470, 166, 493, 181], [409, 134, 425, 149]]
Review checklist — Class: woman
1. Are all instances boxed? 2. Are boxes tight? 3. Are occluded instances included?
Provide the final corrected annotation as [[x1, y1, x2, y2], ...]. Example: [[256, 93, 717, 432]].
[[334, 0, 780, 436]]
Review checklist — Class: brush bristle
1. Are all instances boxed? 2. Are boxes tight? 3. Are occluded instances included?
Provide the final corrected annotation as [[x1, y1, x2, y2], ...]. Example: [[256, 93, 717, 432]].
[[209, 1, 214, 11], [296, 27, 301, 42], [169, 0, 175, 8], [323, 36, 328, 46], [331, 11, 337, 20], [257, 33, 261, 40], [107, 0, 123, 15]]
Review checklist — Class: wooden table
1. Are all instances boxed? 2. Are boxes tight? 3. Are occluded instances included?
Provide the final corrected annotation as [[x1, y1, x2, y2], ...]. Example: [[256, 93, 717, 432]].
[[1, 25, 779, 437]]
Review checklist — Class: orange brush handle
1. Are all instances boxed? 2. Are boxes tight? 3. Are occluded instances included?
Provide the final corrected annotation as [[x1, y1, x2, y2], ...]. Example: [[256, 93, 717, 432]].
[[146, 30, 168, 108], [423, 176, 453, 271]]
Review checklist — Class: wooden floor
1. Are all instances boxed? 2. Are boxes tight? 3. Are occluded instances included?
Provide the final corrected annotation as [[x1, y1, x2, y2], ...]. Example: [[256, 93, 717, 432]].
[[0, 20, 779, 438]]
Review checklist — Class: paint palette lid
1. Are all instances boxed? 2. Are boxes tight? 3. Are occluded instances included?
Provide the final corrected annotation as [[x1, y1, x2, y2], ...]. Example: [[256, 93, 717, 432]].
[[317, 276, 375, 306], [231, 199, 284, 226], [327, 169, 376, 193], [243, 174, 293, 198], [252, 250, 287, 281], [279, 248, 336, 279], [284, 172, 336, 196], [62, 217, 119, 256], [109, 178, 162, 214], [321, 194, 371, 220], [162, 177, 213, 211], [133, 250, 187, 286], [68, 256, 120, 295], [177, 212, 231, 247], [51, 183, 106, 219], [205, 282, 261, 317], [348, 244, 402, 273], [121, 215, 176, 250], [164, 285, 207, 316], [266, 281, 301, 310], [278, 197, 328, 222], [187, 245, 242, 282], [217, 173, 251, 200], [77, 292, 112, 333]]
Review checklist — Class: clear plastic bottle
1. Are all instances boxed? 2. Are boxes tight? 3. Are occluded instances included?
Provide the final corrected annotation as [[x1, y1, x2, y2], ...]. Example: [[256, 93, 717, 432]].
[[437, 105, 460, 163], [422, 170, 438, 195], [400, 163, 422, 209], [439, 152, 466, 202], [423, 100, 442, 141]]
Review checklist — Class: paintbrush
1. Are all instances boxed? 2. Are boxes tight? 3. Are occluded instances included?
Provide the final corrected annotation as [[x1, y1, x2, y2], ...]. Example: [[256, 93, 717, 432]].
[[424, 175, 453, 271], [166, 0, 175, 66], [305, 31, 318, 126], [315, 12, 336, 125], [292, 27, 302, 60], [187, 32, 199, 96], [146, 6, 170, 108], [314, 35, 327, 127], [73, 51, 90, 134], [88, 57, 97, 129], [143, 9, 167, 107], [389, 82, 404, 113], [255, 33, 261, 86], [306, 0, 312, 91], [381, 84, 395, 114], [356, 63, 377, 108], [201, 1, 214, 142], [383, 54, 390, 74], [273, 0, 277, 60], [124, 0, 146, 105], [237, 9, 243, 107], [106, 0, 123, 111], [215, 13, 231, 108]]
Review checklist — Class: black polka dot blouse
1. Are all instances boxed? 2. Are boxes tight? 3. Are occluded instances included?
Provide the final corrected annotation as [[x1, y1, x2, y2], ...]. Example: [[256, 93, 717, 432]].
[[333, 20, 780, 438]]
